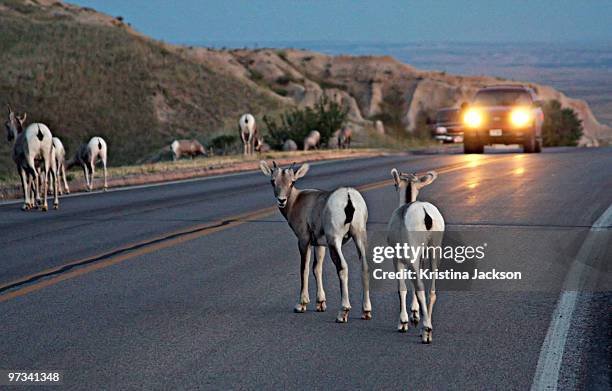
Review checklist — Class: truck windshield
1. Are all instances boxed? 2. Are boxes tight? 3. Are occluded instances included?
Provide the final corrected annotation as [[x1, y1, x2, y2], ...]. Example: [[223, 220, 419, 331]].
[[473, 90, 532, 106], [436, 110, 459, 123]]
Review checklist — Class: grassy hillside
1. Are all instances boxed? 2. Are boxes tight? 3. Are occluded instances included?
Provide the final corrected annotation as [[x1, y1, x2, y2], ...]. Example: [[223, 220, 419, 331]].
[[0, 0, 283, 180]]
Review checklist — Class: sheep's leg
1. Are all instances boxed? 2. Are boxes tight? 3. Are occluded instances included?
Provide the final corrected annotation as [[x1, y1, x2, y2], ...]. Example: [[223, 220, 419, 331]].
[[89, 162, 95, 191], [411, 258, 432, 343], [294, 241, 311, 313], [410, 292, 420, 326], [428, 251, 439, 321], [353, 230, 372, 320], [82, 164, 90, 191], [395, 258, 409, 332], [102, 159, 108, 191], [51, 164, 59, 209], [61, 164, 70, 194], [33, 167, 41, 207], [40, 166, 49, 211], [313, 245, 327, 312], [18, 167, 31, 211], [328, 239, 351, 323]]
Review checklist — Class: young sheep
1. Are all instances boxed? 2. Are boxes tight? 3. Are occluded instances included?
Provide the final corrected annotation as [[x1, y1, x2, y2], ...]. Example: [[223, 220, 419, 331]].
[[259, 161, 371, 322], [67, 136, 108, 191], [52, 137, 70, 195], [4, 106, 58, 211], [171, 139, 205, 161], [239, 113, 257, 155], [387, 169, 445, 343], [303, 130, 321, 151]]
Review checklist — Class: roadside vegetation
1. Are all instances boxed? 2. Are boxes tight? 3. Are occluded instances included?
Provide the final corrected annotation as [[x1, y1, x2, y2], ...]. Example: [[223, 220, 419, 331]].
[[262, 96, 348, 149], [541, 100, 583, 146]]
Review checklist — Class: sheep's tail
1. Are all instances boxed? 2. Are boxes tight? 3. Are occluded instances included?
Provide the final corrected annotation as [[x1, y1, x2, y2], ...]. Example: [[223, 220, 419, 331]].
[[344, 191, 355, 224]]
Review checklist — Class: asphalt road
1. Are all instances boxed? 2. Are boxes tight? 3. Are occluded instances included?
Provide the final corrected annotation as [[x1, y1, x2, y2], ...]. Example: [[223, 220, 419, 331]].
[[0, 148, 610, 390]]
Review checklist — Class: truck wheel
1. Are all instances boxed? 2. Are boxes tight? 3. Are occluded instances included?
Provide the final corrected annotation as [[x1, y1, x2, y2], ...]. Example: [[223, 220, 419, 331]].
[[464, 139, 484, 154], [523, 134, 536, 153]]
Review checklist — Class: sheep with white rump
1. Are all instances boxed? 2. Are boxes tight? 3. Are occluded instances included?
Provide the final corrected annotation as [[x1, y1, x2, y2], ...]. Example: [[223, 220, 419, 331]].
[[67, 136, 108, 191], [387, 168, 445, 343], [4, 105, 58, 210], [259, 160, 372, 322], [303, 130, 320, 151], [239, 113, 257, 155]]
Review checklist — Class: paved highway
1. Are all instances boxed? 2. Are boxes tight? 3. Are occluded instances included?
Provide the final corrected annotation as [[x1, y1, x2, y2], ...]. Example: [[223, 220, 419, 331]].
[[0, 148, 610, 390]]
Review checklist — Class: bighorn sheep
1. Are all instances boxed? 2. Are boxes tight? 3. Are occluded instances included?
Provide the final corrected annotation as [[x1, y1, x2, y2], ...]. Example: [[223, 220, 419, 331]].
[[282, 139, 298, 151], [51, 137, 70, 195], [4, 105, 58, 211], [239, 113, 257, 155], [387, 169, 444, 343], [254, 136, 270, 153], [303, 130, 320, 151], [171, 139, 205, 161], [338, 126, 352, 149], [67, 137, 108, 191], [259, 161, 371, 322]]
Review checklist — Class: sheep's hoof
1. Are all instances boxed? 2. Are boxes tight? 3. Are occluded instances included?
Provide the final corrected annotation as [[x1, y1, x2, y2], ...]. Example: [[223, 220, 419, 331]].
[[361, 311, 372, 320], [335, 308, 350, 323], [21, 204, 30, 211], [103, 187, 108, 192], [421, 327, 433, 344], [410, 310, 420, 327], [398, 321, 409, 333], [65, 190, 70, 194], [41, 205, 48, 212], [315, 301, 327, 312], [294, 303, 307, 313], [53, 204, 59, 210]]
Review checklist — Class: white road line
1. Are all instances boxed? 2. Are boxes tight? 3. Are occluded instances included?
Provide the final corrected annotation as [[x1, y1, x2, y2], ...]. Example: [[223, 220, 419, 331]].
[[531, 202, 612, 390]]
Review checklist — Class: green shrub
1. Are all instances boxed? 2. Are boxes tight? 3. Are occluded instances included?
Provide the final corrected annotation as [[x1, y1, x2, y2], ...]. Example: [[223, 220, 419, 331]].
[[264, 95, 347, 149], [542, 100, 583, 146], [209, 134, 238, 154]]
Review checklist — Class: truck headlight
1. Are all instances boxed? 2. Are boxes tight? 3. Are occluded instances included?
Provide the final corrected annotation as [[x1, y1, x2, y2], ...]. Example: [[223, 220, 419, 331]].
[[463, 109, 482, 128], [510, 109, 531, 127]]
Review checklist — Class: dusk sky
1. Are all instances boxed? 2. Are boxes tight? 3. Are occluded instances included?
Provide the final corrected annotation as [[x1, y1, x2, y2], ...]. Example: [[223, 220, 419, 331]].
[[69, 0, 612, 46]]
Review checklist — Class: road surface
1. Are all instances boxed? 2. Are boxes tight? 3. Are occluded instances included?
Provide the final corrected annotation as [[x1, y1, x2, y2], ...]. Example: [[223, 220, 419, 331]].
[[0, 148, 610, 390]]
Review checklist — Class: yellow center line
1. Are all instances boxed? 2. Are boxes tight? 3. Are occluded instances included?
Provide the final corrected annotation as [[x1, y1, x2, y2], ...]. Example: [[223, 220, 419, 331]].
[[0, 155, 502, 302]]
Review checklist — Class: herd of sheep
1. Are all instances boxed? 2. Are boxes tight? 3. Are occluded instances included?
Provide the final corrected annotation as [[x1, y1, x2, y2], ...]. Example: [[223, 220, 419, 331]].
[[5, 108, 353, 211], [171, 113, 353, 160]]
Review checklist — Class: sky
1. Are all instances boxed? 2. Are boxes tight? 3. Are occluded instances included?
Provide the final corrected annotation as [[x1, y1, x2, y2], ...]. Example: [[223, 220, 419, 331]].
[[69, 0, 612, 46]]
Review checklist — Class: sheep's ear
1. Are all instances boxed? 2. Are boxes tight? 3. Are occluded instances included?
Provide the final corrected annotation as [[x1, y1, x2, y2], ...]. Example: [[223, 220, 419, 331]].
[[18, 112, 26, 124], [417, 171, 438, 188], [6, 104, 12, 115], [259, 160, 272, 177], [293, 163, 309, 180], [391, 168, 401, 186]]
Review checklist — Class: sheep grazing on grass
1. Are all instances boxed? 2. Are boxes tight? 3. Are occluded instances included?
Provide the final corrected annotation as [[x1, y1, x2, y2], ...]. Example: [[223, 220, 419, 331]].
[[282, 139, 298, 151], [254, 137, 270, 153], [239, 113, 257, 155], [387, 169, 445, 344], [338, 126, 352, 149], [67, 136, 108, 192], [171, 139, 205, 161], [303, 130, 321, 151], [4, 105, 58, 211]]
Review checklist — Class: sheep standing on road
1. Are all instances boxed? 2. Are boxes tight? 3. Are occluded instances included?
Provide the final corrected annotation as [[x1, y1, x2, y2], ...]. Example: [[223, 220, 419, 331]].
[[387, 169, 444, 343], [67, 136, 108, 191], [171, 139, 205, 161], [239, 113, 257, 155], [5, 105, 58, 211], [259, 161, 372, 322], [303, 130, 320, 151], [52, 137, 70, 195]]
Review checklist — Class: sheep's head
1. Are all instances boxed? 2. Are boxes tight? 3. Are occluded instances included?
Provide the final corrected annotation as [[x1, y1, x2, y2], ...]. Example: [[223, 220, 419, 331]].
[[391, 168, 438, 205], [259, 160, 309, 208], [5, 105, 26, 142]]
